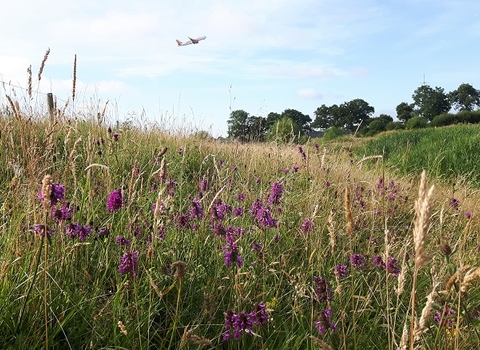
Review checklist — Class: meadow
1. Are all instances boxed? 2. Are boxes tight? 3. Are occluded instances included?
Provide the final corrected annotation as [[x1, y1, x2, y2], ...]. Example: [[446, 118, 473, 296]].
[[1, 102, 480, 350]]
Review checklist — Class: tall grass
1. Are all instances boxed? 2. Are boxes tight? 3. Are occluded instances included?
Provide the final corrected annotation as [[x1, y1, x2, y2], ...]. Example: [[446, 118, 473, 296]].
[[1, 66, 480, 347], [356, 125, 480, 186]]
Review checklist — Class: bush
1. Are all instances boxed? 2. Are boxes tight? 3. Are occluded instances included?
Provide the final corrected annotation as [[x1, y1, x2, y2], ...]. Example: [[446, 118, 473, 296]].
[[323, 126, 345, 141], [405, 116, 428, 129], [431, 113, 456, 127], [386, 121, 405, 130]]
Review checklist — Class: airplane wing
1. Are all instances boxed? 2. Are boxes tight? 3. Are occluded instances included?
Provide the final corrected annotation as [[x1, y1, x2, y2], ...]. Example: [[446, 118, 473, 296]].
[[188, 36, 206, 44]]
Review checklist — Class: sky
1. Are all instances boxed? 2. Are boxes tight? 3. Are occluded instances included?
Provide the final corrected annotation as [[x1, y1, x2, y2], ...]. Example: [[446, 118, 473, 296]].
[[1, 0, 479, 137]]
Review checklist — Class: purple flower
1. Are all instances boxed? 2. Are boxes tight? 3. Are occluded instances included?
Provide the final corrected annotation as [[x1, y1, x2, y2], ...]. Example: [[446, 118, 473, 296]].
[[313, 276, 333, 303], [65, 222, 92, 241], [116, 235, 131, 247], [210, 199, 232, 221], [251, 302, 268, 326], [32, 224, 54, 237], [301, 218, 315, 233], [97, 226, 110, 236], [434, 307, 455, 326], [293, 165, 299, 172], [176, 213, 191, 229], [223, 303, 268, 341], [39, 182, 65, 206], [268, 182, 283, 205], [112, 132, 119, 141], [118, 251, 139, 276], [199, 178, 209, 192], [314, 143, 319, 151], [51, 201, 73, 222], [235, 191, 246, 202], [177, 147, 183, 155], [255, 207, 277, 229], [298, 146, 306, 160], [466, 212, 472, 219], [223, 235, 243, 268], [334, 265, 348, 278], [386, 257, 401, 277], [315, 308, 336, 334], [350, 253, 365, 269], [189, 199, 204, 220], [372, 255, 385, 269], [251, 242, 263, 252], [232, 206, 244, 217], [325, 181, 331, 187], [107, 189, 123, 212], [450, 198, 460, 209], [282, 167, 290, 174]]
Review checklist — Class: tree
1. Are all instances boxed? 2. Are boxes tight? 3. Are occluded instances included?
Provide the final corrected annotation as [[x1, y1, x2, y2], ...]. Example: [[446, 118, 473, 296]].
[[266, 112, 281, 129], [448, 83, 480, 111], [227, 110, 250, 141], [312, 104, 338, 130], [339, 98, 375, 132], [247, 115, 267, 142], [412, 85, 451, 121], [364, 114, 393, 136], [280, 109, 312, 133], [266, 117, 302, 144], [396, 102, 415, 123]]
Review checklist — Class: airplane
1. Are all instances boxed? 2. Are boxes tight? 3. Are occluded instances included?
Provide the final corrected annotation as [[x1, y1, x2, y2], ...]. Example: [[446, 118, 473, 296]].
[[176, 36, 206, 47]]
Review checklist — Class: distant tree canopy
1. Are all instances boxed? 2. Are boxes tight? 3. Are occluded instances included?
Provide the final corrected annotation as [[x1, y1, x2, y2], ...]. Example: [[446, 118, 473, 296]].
[[448, 83, 480, 111], [311, 98, 374, 133], [412, 85, 451, 121], [226, 82, 480, 142]]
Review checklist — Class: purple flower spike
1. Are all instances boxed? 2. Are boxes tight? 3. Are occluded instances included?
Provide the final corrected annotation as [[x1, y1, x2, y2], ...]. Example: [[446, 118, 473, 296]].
[[118, 251, 139, 276], [107, 189, 123, 212], [350, 253, 365, 269], [301, 218, 315, 233]]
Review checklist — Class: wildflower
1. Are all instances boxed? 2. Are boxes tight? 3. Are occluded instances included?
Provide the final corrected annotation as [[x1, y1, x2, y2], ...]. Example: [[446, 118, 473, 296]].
[[350, 253, 365, 269], [107, 189, 123, 212], [210, 199, 232, 221], [466, 212, 472, 219], [39, 181, 65, 207], [283, 167, 289, 174], [251, 242, 263, 252], [112, 132, 119, 141], [314, 143, 319, 151], [293, 165, 299, 172], [157, 226, 166, 241], [449, 198, 460, 209], [298, 146, 306, 160], [235, 191, 245, 202], [213, 223, 227, 237], [301, 218, 315, 233], [268, 182, 283, 205], [222, 303, 268, 341], [255, 207, 277, 229], [315, 308, 336, 334], [372, 255, 386, 269], [176, 213, 191, 229], [65, 222, 92, 241], [32, 224, 54, 237], [313, 276, 333, 303], [116, 235, 131, 247], [251, 302, 268, 326], [118, 251, 139, 276], [386, 257, 401, 277], [232, 206, 244, 217], [199, 178, 209, 192], [97, 226, 110, 236], [177, 147, 183, 155], [51, 201, 73, 222], [434, 308, 455, 326], [334, 265, 348, 278], [325, 181, 331, 187], [256, 177, 261, 183], [189, 199, 204, 220], [222, 235, 243, 268], [166, 180, 177, 196]]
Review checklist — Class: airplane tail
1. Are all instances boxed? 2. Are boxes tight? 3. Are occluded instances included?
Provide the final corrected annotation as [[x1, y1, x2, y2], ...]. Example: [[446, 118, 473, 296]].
[[176, 39, 182, 46]]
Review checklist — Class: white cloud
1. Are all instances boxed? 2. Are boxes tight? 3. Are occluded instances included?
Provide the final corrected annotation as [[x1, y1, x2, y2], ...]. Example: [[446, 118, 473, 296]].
[[298, 88, 323, 100]]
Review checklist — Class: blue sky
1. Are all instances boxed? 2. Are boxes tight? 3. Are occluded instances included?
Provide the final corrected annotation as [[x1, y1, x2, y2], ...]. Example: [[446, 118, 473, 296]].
[[1, 0, 479, 136]]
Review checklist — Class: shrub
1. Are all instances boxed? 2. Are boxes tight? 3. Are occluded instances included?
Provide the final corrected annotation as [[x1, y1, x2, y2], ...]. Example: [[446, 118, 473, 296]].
[[405, 116, 428, 129], [323, 126, 345, 141]]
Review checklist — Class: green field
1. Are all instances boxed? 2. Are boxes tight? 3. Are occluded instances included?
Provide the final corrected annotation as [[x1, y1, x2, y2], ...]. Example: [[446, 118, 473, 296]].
[[1, 113, 480, 349]]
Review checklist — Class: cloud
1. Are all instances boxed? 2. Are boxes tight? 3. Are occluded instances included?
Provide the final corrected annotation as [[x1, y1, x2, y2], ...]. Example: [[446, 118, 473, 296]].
[[298, 88, 323, 100]]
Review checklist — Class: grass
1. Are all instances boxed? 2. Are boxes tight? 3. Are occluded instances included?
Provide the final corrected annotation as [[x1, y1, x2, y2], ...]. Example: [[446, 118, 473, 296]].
[[1, 72, 480, 348], [355, 125, 480, 186]]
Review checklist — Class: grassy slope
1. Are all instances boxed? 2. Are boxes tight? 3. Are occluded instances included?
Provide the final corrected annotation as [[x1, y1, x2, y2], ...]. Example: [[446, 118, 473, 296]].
[[1, 115, 480, 349]]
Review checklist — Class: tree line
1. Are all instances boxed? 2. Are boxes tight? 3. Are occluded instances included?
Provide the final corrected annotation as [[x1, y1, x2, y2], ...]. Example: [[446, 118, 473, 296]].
[[227, 83, 480, 142]]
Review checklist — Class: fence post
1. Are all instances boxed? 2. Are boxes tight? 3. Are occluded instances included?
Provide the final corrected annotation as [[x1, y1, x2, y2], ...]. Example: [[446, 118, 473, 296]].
[[47, 93, 55, 121]]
